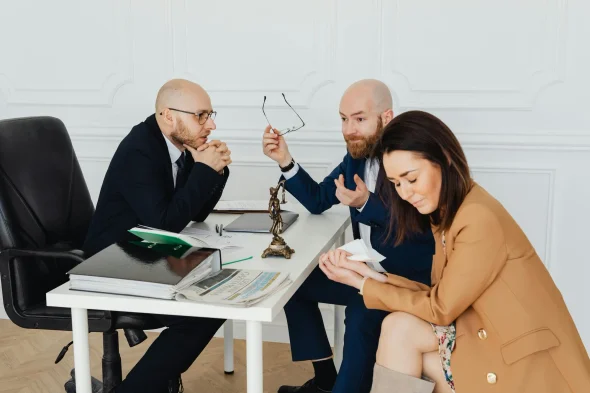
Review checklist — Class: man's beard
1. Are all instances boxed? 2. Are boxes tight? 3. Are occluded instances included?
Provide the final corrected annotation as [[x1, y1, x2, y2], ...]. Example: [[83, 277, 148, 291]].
[[170, 118, 202, 149], [345, 117, 384, 159]]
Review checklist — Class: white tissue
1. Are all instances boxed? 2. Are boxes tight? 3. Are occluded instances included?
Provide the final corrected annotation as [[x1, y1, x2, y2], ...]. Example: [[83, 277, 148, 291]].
[[337, 239, 385, 263]]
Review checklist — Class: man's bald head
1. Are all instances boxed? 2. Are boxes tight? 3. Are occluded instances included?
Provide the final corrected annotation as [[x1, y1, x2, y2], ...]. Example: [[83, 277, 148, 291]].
[[155, 78, 215, 151], [341, 79, 393, 113], [155, 78, 209, 114], [339, 79, 394, 159]]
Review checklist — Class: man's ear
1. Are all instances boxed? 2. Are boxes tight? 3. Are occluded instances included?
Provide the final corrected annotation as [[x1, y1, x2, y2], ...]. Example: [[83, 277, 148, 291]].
[[159, 108, 175, 126], [381, 109, 394, 126]]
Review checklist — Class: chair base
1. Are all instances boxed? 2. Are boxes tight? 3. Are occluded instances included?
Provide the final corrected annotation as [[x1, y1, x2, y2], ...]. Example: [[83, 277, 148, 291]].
[[102, 331, 122, 393], [123, 328, 147, 347]]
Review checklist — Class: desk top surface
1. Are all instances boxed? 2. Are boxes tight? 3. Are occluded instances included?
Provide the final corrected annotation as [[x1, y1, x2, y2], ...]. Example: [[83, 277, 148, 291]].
[[46, 203, 351, 322]]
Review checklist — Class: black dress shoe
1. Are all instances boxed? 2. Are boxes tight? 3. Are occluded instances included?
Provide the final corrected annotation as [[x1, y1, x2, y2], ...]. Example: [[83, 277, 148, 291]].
[[278, 378, 332, 393], [168, 375, 184, 393]]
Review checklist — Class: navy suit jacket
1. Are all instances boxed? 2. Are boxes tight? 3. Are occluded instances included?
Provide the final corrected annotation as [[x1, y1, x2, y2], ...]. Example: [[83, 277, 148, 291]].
[[283, 153, 434, 285], [83, 114, 229, 257]]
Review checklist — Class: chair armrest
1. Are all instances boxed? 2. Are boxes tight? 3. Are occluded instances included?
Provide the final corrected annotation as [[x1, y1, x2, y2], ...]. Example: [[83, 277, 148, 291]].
[[1, 248, 85, 263]]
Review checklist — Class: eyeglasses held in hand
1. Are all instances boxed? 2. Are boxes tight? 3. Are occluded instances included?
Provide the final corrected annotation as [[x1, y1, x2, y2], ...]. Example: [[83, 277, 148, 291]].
[[160, 108, 217, 125], [262, 93, 305, 136]]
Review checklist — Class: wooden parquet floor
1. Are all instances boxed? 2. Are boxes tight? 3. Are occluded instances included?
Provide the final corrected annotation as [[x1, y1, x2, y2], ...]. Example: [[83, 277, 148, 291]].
[[0, 319, 313, 393]]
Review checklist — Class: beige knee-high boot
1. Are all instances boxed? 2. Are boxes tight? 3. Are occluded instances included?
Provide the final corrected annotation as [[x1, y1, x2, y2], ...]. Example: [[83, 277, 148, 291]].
[[370, 364, 435, 393]]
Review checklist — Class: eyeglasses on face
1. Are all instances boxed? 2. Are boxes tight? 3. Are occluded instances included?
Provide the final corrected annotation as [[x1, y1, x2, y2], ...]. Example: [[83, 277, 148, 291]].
[[262, 93, 305, 136], [160, 108, 217, 125]]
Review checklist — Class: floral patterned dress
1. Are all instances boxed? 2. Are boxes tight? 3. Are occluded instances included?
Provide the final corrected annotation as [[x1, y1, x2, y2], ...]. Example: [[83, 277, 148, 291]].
[[430, 231, 456, 392], [430, 322, 456, 392]]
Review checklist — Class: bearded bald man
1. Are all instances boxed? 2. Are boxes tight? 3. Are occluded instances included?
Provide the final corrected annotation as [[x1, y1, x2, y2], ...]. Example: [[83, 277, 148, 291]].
[[82, 79, 231, 393], [262, 80, 435, 393]]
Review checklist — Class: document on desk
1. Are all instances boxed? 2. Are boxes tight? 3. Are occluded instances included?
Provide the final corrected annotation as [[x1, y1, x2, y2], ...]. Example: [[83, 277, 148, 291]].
[[175, 269, 291, 307], [129, 225, 241, 250], [180, 227, 243, 249]]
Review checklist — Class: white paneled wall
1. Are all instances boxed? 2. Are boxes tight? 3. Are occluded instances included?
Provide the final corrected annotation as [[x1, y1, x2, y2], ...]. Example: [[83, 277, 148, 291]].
[[1, 0, 589, 349]]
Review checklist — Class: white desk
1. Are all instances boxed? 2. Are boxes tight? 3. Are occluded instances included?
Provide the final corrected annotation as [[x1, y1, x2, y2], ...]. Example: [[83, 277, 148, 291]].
[[46, 204, 351, 393]]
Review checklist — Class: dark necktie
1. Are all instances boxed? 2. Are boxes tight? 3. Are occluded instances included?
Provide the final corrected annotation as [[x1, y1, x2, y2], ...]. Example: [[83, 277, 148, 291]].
[[175, 152, 189, 190]]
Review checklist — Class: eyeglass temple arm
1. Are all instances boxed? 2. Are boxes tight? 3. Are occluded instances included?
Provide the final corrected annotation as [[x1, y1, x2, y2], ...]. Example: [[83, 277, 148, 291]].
[[282, 93, 305, 126], [262, 96, 273, 127]]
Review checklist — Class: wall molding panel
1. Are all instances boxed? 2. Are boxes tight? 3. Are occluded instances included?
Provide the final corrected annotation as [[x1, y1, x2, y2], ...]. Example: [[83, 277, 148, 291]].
[[168, 0, 338, 108], [0, 0, 134, 106], [470, 165, 556, 266], [379, 0, 568, 109]]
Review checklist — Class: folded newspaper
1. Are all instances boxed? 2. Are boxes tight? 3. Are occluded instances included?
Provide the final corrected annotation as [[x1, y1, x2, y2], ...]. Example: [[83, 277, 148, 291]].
[[142, 242, 291, 307], [176, 268, 291, 307]]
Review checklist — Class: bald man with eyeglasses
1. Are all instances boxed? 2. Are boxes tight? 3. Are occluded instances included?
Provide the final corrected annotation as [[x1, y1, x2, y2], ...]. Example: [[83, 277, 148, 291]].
[[82, 78, 230, 393]]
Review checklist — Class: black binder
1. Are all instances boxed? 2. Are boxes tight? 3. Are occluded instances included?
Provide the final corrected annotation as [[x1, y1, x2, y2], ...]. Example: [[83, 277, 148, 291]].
[[67, 242, 221, 299]]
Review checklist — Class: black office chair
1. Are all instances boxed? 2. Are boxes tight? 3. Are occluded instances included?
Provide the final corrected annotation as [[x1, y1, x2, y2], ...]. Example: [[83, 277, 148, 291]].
[[0, 116, 162, 392]]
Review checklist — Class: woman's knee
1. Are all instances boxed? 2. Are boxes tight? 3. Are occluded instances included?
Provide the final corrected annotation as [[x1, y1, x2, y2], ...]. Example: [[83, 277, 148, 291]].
[[379, 312, 436, 350], [381, 312, 422, 337]]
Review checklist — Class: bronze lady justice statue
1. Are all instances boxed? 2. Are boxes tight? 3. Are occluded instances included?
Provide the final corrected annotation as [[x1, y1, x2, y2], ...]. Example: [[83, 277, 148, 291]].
[[262, 179, 295, 259]]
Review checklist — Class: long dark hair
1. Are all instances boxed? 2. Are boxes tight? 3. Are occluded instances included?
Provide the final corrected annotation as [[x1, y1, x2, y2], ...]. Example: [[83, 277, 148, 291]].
[[374, 110, 473, 245]]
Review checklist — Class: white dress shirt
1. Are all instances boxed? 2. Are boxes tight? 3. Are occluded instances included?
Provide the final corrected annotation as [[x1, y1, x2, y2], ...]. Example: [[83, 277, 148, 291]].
[[282, 158, 385, 272], [163, 134, 183, 187]]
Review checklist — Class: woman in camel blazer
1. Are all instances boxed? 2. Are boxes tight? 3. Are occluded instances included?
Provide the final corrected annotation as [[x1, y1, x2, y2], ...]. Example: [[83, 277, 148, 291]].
[[319, 110, 590, 393]]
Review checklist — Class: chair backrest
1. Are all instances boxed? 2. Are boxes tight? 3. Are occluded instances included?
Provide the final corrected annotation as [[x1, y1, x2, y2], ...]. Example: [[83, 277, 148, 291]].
[[0, 116, 95, 312]]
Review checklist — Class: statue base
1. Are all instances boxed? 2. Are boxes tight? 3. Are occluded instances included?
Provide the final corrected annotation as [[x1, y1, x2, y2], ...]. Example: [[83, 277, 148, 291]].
[[262, 235, 295, 259]]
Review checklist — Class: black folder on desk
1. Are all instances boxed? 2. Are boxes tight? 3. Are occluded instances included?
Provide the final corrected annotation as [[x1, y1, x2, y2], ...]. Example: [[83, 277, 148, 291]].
[[67, 242, 221, 299], [222, 211, 299, 233]]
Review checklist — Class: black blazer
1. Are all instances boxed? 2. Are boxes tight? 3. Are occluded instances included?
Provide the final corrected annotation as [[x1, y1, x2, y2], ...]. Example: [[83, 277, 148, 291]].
[[83, 114, 229, 257]]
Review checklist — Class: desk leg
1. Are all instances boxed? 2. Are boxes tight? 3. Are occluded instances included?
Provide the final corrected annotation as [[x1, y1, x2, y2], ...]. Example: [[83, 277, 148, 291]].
[[246, 320, 263, 393], [334, 230, 346, 370], [224, 321, 234, 374], [334, 305, 345, 371], [72, 308, 91, 393], [337, 231, 346, 247]]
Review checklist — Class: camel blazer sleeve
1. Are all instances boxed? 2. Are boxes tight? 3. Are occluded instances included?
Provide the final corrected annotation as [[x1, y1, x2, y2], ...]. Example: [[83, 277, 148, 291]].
[[363, 204, 508, 326]]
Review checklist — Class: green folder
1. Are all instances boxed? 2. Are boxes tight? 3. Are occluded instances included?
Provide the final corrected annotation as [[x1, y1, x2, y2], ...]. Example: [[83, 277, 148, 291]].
[[128, 226, 210, 248]]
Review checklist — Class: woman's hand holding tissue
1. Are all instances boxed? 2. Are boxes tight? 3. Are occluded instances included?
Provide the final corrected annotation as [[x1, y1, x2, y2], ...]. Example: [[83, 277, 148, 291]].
[[319, 249, 387, 290]]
